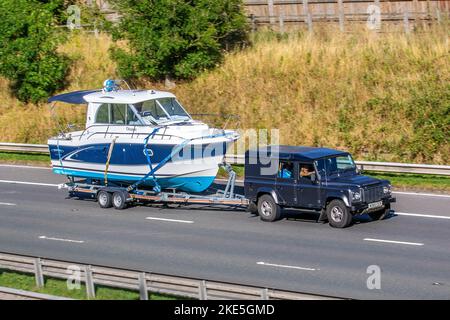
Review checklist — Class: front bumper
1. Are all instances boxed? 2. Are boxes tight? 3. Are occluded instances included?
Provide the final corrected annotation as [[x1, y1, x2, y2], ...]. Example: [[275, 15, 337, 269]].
[[351, 196, 396, 214]]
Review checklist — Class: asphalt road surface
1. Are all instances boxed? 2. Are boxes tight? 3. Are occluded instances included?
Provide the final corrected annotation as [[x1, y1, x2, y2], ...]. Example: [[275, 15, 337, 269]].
[[0, 164, 449, 299]]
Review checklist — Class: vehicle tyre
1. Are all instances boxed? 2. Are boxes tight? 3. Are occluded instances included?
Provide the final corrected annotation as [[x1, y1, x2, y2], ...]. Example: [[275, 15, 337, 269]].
[[326, 199, 352, 228], [97, 190, 112, 209], [112, 191, 128, 210], [258, 194, 282, 222], [369, 204, 390, 221]]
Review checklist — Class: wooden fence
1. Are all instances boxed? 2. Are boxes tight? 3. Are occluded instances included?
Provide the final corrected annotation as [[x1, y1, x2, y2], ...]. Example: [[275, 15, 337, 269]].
[[244, 0, 450, 31]]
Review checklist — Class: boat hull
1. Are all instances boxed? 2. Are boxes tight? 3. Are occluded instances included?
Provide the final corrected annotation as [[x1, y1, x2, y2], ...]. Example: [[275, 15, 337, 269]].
[[49, 141, 231, 192]]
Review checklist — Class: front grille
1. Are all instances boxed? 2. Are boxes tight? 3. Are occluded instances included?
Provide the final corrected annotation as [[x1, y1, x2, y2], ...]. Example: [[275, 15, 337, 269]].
[[363, 185, 383, 203]]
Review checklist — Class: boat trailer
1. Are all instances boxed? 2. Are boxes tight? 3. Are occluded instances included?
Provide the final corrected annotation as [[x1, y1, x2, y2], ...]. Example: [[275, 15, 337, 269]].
[[61, 163, 249, 210]]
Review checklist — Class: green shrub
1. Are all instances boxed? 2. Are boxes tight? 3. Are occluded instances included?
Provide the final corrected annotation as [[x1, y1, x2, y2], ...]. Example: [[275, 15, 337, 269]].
[[0, 0, 69, 103], [109, 0, 249, 80]]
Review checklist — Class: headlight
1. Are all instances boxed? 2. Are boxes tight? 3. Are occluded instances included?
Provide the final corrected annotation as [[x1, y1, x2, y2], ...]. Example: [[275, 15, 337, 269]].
[[351, 191, 361, 201], [383, 185, 391, 194]]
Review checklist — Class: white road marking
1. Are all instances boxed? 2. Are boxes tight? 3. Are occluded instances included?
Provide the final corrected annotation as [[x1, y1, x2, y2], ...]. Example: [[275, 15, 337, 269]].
[[393, 191, 450, 199], [0, 202, 16, 206], [395, 212, 450, 220], [256, 261, 318, 271], [145, 217, 194, 224], [0, 180, 59, 187], [38, 236, 84, 244], [363, 238, 424, 246], [0, 164, 51, 170]]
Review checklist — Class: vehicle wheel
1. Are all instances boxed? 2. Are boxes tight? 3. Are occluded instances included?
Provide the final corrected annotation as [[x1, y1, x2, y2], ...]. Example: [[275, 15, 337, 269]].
[[326, 199, 352, 228], [369, 204, 390, 221], [112, 191, 127, 210], [97, 190, 112, 209], [258, 194, 282, 222]]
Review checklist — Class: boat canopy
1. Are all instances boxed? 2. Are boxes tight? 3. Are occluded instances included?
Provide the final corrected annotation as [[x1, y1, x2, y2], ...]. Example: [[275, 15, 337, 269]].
[[48, 90, 101, 104]]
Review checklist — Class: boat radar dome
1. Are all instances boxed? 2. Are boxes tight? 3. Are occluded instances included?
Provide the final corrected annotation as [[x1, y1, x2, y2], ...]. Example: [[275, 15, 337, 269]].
[[102, 79, 119, 93]]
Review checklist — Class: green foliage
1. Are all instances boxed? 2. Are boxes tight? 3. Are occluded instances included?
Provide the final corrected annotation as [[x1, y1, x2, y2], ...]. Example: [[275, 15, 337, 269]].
[[109, 0, 249, 80], [0, 0, 69, 103]]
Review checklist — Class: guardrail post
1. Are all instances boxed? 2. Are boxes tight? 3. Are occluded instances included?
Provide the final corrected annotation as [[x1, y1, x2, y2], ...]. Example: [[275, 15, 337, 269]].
[[85, 265, 95, 299], [34, 258, 44, 288], [139, 272, 149, 300], [198, 280, 208, 300], [261, 288, 269, 300]]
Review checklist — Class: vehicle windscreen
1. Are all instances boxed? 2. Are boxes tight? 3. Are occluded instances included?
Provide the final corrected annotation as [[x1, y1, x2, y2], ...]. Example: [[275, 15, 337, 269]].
[[314, 154, 357, 178]]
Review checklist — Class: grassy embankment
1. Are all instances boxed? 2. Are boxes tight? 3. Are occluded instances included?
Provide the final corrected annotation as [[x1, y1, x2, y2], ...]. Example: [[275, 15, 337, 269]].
[[0, 27, 448, 190], [0, 269, 178, 300]]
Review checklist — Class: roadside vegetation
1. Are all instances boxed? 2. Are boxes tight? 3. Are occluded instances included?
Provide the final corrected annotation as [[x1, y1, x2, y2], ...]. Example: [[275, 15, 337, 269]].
[[0, 269, 178, 300]]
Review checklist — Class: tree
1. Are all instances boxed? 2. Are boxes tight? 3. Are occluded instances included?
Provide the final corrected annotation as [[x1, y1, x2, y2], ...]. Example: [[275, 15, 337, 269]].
[[110, 0, 249, 80], [0, 0, 69, 103]]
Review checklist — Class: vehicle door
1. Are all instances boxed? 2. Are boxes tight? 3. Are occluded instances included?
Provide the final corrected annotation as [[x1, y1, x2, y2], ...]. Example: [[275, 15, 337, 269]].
[[275, 160, 297, 206], [296, 163, 322, 209]]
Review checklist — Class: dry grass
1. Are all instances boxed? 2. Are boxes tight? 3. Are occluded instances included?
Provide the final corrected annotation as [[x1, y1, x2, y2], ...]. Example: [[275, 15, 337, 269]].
[[0, 26, 448, 163]]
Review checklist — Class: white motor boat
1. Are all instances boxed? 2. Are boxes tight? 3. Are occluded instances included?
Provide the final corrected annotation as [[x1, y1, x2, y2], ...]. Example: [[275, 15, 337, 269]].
[[47, 81, 239, 193]]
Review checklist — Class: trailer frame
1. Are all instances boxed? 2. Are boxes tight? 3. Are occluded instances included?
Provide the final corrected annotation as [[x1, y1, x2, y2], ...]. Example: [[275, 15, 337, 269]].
[[61, 163, 249, 210]]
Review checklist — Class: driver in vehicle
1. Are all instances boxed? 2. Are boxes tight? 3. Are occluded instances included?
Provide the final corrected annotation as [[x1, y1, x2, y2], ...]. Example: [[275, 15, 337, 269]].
[[300, 165, 314, 179]]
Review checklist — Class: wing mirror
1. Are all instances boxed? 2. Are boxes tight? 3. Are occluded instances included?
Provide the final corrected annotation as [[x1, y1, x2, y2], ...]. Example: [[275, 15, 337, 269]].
[[310, 172, 317, 183]]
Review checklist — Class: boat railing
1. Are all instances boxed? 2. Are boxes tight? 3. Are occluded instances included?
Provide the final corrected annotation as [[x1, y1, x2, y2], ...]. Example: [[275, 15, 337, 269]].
[[78, 124, 228, 142]]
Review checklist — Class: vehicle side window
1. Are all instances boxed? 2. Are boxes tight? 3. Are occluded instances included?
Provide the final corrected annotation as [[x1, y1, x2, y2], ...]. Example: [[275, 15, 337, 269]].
[[95, 104, 110, 123], [278, 161, 294, 179], [299, 163, 315, 183]]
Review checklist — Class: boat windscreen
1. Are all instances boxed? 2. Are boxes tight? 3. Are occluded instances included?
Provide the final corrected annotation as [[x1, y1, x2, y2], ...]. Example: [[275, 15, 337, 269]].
[[156, 98, 191, 120], [134, 98, 191, 123]]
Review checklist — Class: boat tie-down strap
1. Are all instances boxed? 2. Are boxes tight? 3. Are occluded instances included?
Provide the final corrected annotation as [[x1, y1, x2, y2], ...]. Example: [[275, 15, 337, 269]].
[[104, 137, 117, 186]]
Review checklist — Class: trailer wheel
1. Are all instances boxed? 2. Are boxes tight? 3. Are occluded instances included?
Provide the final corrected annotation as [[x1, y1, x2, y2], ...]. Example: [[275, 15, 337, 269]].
[[97, 190, 112, 209], [258, 194, 282, 222], [326, 199, 352, 228], [112, 191, 127, 210]]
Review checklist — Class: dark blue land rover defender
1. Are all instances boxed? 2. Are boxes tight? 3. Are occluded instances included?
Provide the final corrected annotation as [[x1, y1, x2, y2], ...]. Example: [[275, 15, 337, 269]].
[[244, 146, 396, 228]]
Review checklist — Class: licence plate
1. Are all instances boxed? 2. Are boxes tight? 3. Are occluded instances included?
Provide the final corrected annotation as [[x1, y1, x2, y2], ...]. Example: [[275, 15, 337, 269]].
[[368, 201, 383, 209]]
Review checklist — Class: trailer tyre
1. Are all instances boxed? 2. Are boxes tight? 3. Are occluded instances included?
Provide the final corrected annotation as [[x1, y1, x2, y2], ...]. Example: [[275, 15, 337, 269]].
[[258, 194, 282, 222], [326, 199, 352, 228], [112, 191, 127, 210], [97, 190, 112, 209]]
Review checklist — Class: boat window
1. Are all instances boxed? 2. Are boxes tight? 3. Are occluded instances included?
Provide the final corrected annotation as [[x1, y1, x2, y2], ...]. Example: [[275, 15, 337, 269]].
[[157, 98, 190, 119], [95, 104, 110, 123], [111, 104, 126, 124], [95, 103, 140, 125]]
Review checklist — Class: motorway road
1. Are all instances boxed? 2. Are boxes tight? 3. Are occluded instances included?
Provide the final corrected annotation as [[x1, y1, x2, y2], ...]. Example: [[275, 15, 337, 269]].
[[0, 164, 449, 299]]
